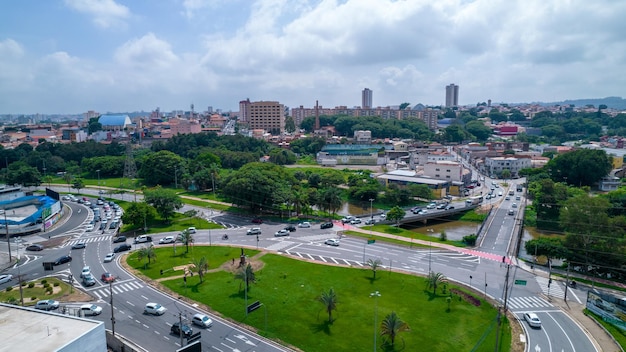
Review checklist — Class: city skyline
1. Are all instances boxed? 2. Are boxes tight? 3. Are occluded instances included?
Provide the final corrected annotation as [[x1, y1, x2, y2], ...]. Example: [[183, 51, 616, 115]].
[[1, 0, 625, 114]]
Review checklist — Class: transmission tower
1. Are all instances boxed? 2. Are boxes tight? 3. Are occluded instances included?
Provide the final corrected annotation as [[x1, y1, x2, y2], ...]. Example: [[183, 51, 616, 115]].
[[122, 142, 137, 187]]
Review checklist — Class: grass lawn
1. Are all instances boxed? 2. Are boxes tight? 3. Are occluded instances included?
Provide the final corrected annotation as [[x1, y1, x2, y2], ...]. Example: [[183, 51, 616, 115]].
[[586, 309, 626, 349], [0, 277, 89, 306], [130, 247, 511, 352]]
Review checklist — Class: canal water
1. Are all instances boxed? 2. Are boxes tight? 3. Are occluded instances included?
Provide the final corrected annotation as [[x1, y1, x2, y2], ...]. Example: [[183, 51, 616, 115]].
[[403, 221, 480, 241]]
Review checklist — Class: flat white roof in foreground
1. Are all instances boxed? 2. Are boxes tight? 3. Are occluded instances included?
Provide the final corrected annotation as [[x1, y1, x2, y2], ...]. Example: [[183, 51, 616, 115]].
[[0, 303, 104, 352]]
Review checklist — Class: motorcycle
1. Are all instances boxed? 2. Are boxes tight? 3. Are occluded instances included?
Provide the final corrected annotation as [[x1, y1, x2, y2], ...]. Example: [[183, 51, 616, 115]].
[[222, 234, 229, 240]]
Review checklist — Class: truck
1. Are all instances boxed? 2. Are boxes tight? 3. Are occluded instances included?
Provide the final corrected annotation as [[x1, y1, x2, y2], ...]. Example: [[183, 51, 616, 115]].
[[465, 196, 483, 206]]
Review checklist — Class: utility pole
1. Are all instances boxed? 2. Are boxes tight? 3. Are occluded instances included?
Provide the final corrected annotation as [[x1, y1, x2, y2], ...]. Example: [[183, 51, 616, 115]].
[[16, 237, 23, 305], [179, 312, 184, 347], [3, 210, 11, 261], [564, 262, 570, 302], [109, 281, 115, 336]]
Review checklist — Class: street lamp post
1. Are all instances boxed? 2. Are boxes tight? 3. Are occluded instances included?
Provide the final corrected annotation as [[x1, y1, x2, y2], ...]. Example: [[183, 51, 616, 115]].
[[369, 198, 374, 221], [370, 291, 381, 352], [3, 210, 11, 261], [16, 237, 23, 305], [96, 169, 100, 187]]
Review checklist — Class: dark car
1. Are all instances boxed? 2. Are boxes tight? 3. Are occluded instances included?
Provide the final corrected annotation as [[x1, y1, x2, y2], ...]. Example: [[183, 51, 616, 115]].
[[251, 217, 263, 224], [320, 222, 334, 229], [26, 244, 44, 251], [54, 255, 72, 266], [113, 244, 132, 253], [112, 236, 126, 243], [171, 322, 193, 337], [284, 224, 296, 232]]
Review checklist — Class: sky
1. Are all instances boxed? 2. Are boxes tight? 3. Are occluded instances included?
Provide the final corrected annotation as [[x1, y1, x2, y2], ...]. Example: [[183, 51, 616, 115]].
[[1, 0, 625, 114]]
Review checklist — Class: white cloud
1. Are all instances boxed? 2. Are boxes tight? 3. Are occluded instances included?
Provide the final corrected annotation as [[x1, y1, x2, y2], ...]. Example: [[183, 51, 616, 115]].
[[64, 0, 130, 29], [114, 33, 179, 69]]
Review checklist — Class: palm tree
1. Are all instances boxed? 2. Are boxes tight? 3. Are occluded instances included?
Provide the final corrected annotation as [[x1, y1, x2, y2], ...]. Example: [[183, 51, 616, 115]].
[[321, 188, 342, 216], [137, 245, 156, 265], [209, 163, 220, 196], [234, 264, 256, 292], [317, 288, 338, 323], [192, 256, 209, 283], [380, 311, 410, 347], [367, 258, 383, 280], [426, 271, 447, 295], [178, 230, 194, 253]]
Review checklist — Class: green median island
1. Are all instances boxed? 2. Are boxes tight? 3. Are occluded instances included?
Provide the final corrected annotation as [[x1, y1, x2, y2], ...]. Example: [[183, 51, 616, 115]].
[[129, 246, 511, 352]]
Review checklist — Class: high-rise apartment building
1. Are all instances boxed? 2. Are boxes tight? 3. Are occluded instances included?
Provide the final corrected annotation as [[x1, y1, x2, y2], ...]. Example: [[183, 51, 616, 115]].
[[445, 84, 459, 108], [362, 88, 373, 109], [246, 101, 285, 134]]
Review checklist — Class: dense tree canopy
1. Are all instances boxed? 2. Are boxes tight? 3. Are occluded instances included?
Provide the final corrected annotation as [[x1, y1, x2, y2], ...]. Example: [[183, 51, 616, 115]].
[[546, 149, 612, 187]]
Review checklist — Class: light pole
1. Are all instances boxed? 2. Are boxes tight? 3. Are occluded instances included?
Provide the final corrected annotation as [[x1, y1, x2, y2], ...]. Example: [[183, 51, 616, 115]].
[[369, 198, 374, 221], [15, 237, 23, 305], [208, 209, 212, 246], [96, 169, 100, 187], [3, 210, 11, 261], [370, 291, 381, 352]]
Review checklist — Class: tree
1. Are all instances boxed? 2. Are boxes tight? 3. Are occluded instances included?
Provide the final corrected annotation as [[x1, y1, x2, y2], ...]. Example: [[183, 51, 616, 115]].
[[465, 120, 492, 141], [234, 264, 256, 291], [320, 187, 342, 216], [399, 102, 411, 110], [62, 172, 73, 192], [72, 178, 85, 194], [284, 116, 296, 133], [121, 202, 157, 230], [143, 186, 183, 223], [546, 149, 612, 187], [386, 206, 405, 226], [501, 169, 511, 179], [524, 237, 567, 264], [137, 245, 156, 265], [178, 230, 194, 253], [367, 258, 383, 280], [380, 311, 410, 347], [6, 162, 42, 187], [138, 150, 185, 186], [426, 271, 446, 294], [317, 288, 338, 323], [192, 256, 209, 283]]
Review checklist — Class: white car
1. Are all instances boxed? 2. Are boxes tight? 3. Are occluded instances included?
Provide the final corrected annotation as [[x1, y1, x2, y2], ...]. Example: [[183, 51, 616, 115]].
[[325, 239, 340, 246], [80, 266, 91, 278], [159, 236, 175, 244], [80, 304, 103, 316], [0, 274, 13, 284], [187, 227, 197, 234], [104, 253, 115, 263], [426, 203, 437, 209], [524, 312, 542, 328], [350, 218, 362, 225], [298, 222, 311, 228], [192, 313, 213, 328], [274, 229, 290, 237], [85, 224, 94, 231], [144, 302, 167, 315]]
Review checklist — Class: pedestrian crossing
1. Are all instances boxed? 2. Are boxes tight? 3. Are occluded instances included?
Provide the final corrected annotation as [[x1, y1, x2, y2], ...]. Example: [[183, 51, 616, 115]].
[[536, 276, 565, 298], [62, 236, 112, 247], [506, 296, 554, 310], [266, 240, 296, 251], [90, 280, 144, 300]]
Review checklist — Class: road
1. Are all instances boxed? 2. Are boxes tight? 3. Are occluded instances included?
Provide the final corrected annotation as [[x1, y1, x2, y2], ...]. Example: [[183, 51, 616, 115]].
[[0, 185, 602, 352]]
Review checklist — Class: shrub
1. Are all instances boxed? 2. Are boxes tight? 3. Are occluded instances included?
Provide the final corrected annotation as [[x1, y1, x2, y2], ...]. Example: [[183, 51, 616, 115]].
[[5, 297, 17, 304], [462, 234, 477, 246], [450, 288, 481, 307], [53, 282, 60, 287], [439, 230, 447, 242], [5, 286, 13, 292], [31, 296, 37, 301], [46, 287, 53, 294], [21, 282, 27, 287], [43, 283, 50, 288], [28, 282, 35, 288], [41, 279, 47, 285]]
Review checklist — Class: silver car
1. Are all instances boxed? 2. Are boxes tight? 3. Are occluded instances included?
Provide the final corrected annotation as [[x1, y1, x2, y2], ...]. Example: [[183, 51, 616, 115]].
[[524, 312, 541, 328]]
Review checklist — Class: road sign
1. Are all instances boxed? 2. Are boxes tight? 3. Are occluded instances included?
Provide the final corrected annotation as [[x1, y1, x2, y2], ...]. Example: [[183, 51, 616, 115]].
[[367, 239, 375, 244], [514, 279, 527, 286], [247, 300, 261, 313]]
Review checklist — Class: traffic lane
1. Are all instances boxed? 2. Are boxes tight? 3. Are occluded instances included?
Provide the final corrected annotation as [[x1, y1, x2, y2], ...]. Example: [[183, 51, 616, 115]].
[[517, 310, 598, 352], [91, 278, 292, 352]]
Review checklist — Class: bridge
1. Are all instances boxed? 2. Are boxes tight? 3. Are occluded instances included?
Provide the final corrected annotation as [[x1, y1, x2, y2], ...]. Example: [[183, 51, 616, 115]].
[[378, 204, 479, 225]]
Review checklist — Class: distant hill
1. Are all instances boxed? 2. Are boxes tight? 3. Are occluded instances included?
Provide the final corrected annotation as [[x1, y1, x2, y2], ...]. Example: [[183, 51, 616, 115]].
[[532, 96, 626, 110]]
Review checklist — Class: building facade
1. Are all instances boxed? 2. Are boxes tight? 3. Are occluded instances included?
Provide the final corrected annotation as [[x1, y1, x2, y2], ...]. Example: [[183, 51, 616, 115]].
[[247, 101, 285, 134], [362, 88, 373, 109], [483, 156, 531, 178], [445, 84, 459, 108]]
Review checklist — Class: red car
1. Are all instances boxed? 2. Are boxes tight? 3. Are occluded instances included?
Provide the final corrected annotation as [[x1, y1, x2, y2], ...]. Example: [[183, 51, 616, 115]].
[[251, 218, 263, 224], [101, 272, 116, 283]]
